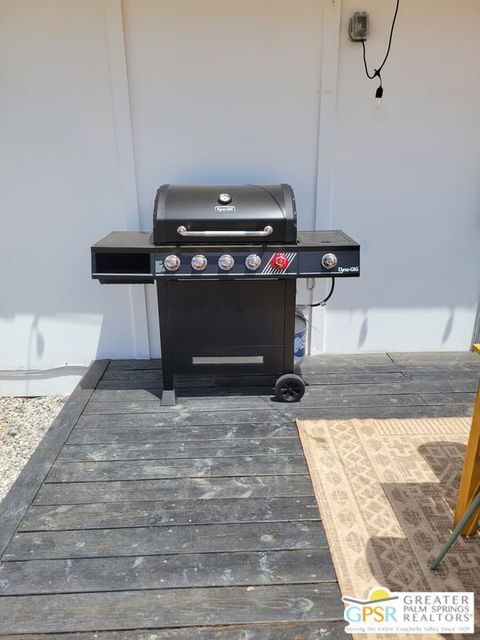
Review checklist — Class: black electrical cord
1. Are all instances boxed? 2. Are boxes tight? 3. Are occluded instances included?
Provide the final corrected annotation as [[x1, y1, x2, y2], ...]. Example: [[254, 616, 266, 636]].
[[361, 0, 400, 99], [310, 278, 335, 308]]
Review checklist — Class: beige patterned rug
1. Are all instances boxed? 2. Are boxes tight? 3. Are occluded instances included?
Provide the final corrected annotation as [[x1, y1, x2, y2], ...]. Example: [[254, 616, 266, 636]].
[[296, 417, 480, 640]]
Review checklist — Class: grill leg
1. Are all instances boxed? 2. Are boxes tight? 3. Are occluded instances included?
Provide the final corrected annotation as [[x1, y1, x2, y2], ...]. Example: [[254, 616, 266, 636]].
[[283, 278, 296, 373], [156, 279, 176, 406]]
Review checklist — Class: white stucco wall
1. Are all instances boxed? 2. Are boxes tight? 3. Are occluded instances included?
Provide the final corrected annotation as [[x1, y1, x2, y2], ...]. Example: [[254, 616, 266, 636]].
[[1, 0, 479, 394], [323, 0, 480, 353], [0, 0, 141, 394]]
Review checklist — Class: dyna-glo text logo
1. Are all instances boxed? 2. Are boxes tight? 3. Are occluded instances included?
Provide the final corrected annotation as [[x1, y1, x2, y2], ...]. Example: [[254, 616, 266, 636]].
[[338, 266, 359, 273], [343, 587, 475, 634], [214, 205, 236, 213]]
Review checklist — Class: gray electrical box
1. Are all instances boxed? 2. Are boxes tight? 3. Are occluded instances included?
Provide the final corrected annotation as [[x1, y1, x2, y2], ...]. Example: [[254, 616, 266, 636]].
[[349, 12, 369, 41]]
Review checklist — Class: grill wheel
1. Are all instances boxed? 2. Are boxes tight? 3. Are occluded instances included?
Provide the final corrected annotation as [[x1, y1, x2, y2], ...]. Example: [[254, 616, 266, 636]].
[[274, 374, 306, 403]]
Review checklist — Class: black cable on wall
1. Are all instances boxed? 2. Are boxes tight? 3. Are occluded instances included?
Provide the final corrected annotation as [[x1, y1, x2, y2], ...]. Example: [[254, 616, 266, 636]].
[[361, 0, 400, 101]]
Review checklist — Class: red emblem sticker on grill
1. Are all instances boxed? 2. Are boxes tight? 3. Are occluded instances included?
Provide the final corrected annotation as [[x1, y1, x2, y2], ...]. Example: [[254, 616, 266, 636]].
[[261, 252, 296, 274], [271, 253, 289, 270]]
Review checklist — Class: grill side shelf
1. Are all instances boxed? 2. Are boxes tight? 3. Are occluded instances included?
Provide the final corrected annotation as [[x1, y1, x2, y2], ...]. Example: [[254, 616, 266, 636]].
[[91, 236, 155, 283]]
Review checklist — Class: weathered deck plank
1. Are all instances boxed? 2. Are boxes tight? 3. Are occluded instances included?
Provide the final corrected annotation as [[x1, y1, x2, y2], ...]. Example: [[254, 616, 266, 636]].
[[0, 620, 348, 640], [19, 496, 319, 531], [4, 521, 326, 561], [0, 583, 343, 634], [95, 369, 406, 393], [34, 475, 313, 505], [46, 455, 308, 483], [419, 391, 477, 405], [71, 404, 474, 446], [83, 393, 426, 415], [76, 410, 292, 429], [74, 397, 476, 433], [58, 438, 303, 462], [388, 351, 480, 367], [0, 548, 334, 595], [91, 378, 477, 403], [70, 421, 297, 442]]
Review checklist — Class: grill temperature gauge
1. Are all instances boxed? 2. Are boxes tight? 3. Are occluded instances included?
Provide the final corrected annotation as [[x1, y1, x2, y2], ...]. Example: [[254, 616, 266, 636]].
[[164, 255, 180, 271], [218, 193, 232, 205], [245, 254, 261, 271], [218, 254, 234, 271], [191, 254, 208, 271]]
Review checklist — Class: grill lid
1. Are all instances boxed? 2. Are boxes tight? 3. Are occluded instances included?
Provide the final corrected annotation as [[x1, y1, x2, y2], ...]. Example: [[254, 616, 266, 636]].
[[153, 184, 297, 245]]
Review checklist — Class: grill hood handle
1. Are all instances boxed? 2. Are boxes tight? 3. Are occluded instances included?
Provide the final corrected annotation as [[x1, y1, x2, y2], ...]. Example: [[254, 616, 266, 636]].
[[177, 225, 273, 238]]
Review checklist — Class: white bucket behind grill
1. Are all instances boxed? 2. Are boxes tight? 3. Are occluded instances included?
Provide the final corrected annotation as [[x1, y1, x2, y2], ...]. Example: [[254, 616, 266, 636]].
[[294, 308, 307, 366]]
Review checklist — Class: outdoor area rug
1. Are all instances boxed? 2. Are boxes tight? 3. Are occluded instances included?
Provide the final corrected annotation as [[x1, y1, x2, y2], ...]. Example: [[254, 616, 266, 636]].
[[296, 417, 480, 640]]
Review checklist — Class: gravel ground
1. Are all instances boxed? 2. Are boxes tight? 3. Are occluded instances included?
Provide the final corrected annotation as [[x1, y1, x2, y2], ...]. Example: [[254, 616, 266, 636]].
[[0, 396, 66, 503]]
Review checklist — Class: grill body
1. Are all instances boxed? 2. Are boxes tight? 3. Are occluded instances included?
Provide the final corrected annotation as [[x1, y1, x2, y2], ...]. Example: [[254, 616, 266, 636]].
[[157, 277, 295, 375], [91, 184, 360, 405]]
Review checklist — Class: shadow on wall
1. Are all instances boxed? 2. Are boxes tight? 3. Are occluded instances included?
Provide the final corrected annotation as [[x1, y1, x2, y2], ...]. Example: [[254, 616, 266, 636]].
[[28, 316, 45, 364], [357, 308, 458, 349], [0, 300, 129, 395], [328, 303, 472, 351], [0, 246, 142, 370]]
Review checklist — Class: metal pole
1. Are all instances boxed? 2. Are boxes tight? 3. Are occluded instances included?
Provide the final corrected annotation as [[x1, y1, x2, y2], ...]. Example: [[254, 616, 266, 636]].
[[430, 492, 480, 570]]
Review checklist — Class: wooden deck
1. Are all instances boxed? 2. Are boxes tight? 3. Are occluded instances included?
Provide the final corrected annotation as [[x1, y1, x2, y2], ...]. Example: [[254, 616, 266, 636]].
[[0, 352, 478, 638]]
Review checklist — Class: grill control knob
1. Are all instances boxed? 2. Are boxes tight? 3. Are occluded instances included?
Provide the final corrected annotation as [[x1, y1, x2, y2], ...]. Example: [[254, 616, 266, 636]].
[[163, 255, 181, 272], [271, 253, 289, 270], [245, 254, 261, 271], [191, 254, 208, 271], [218, 254, 234, 271], [321, 253, 338, 270], [218, 193, 232, 205]]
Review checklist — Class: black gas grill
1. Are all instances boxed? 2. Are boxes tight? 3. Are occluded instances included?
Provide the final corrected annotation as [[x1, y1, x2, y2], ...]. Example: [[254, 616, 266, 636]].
[[91, 184, 360, 405]]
